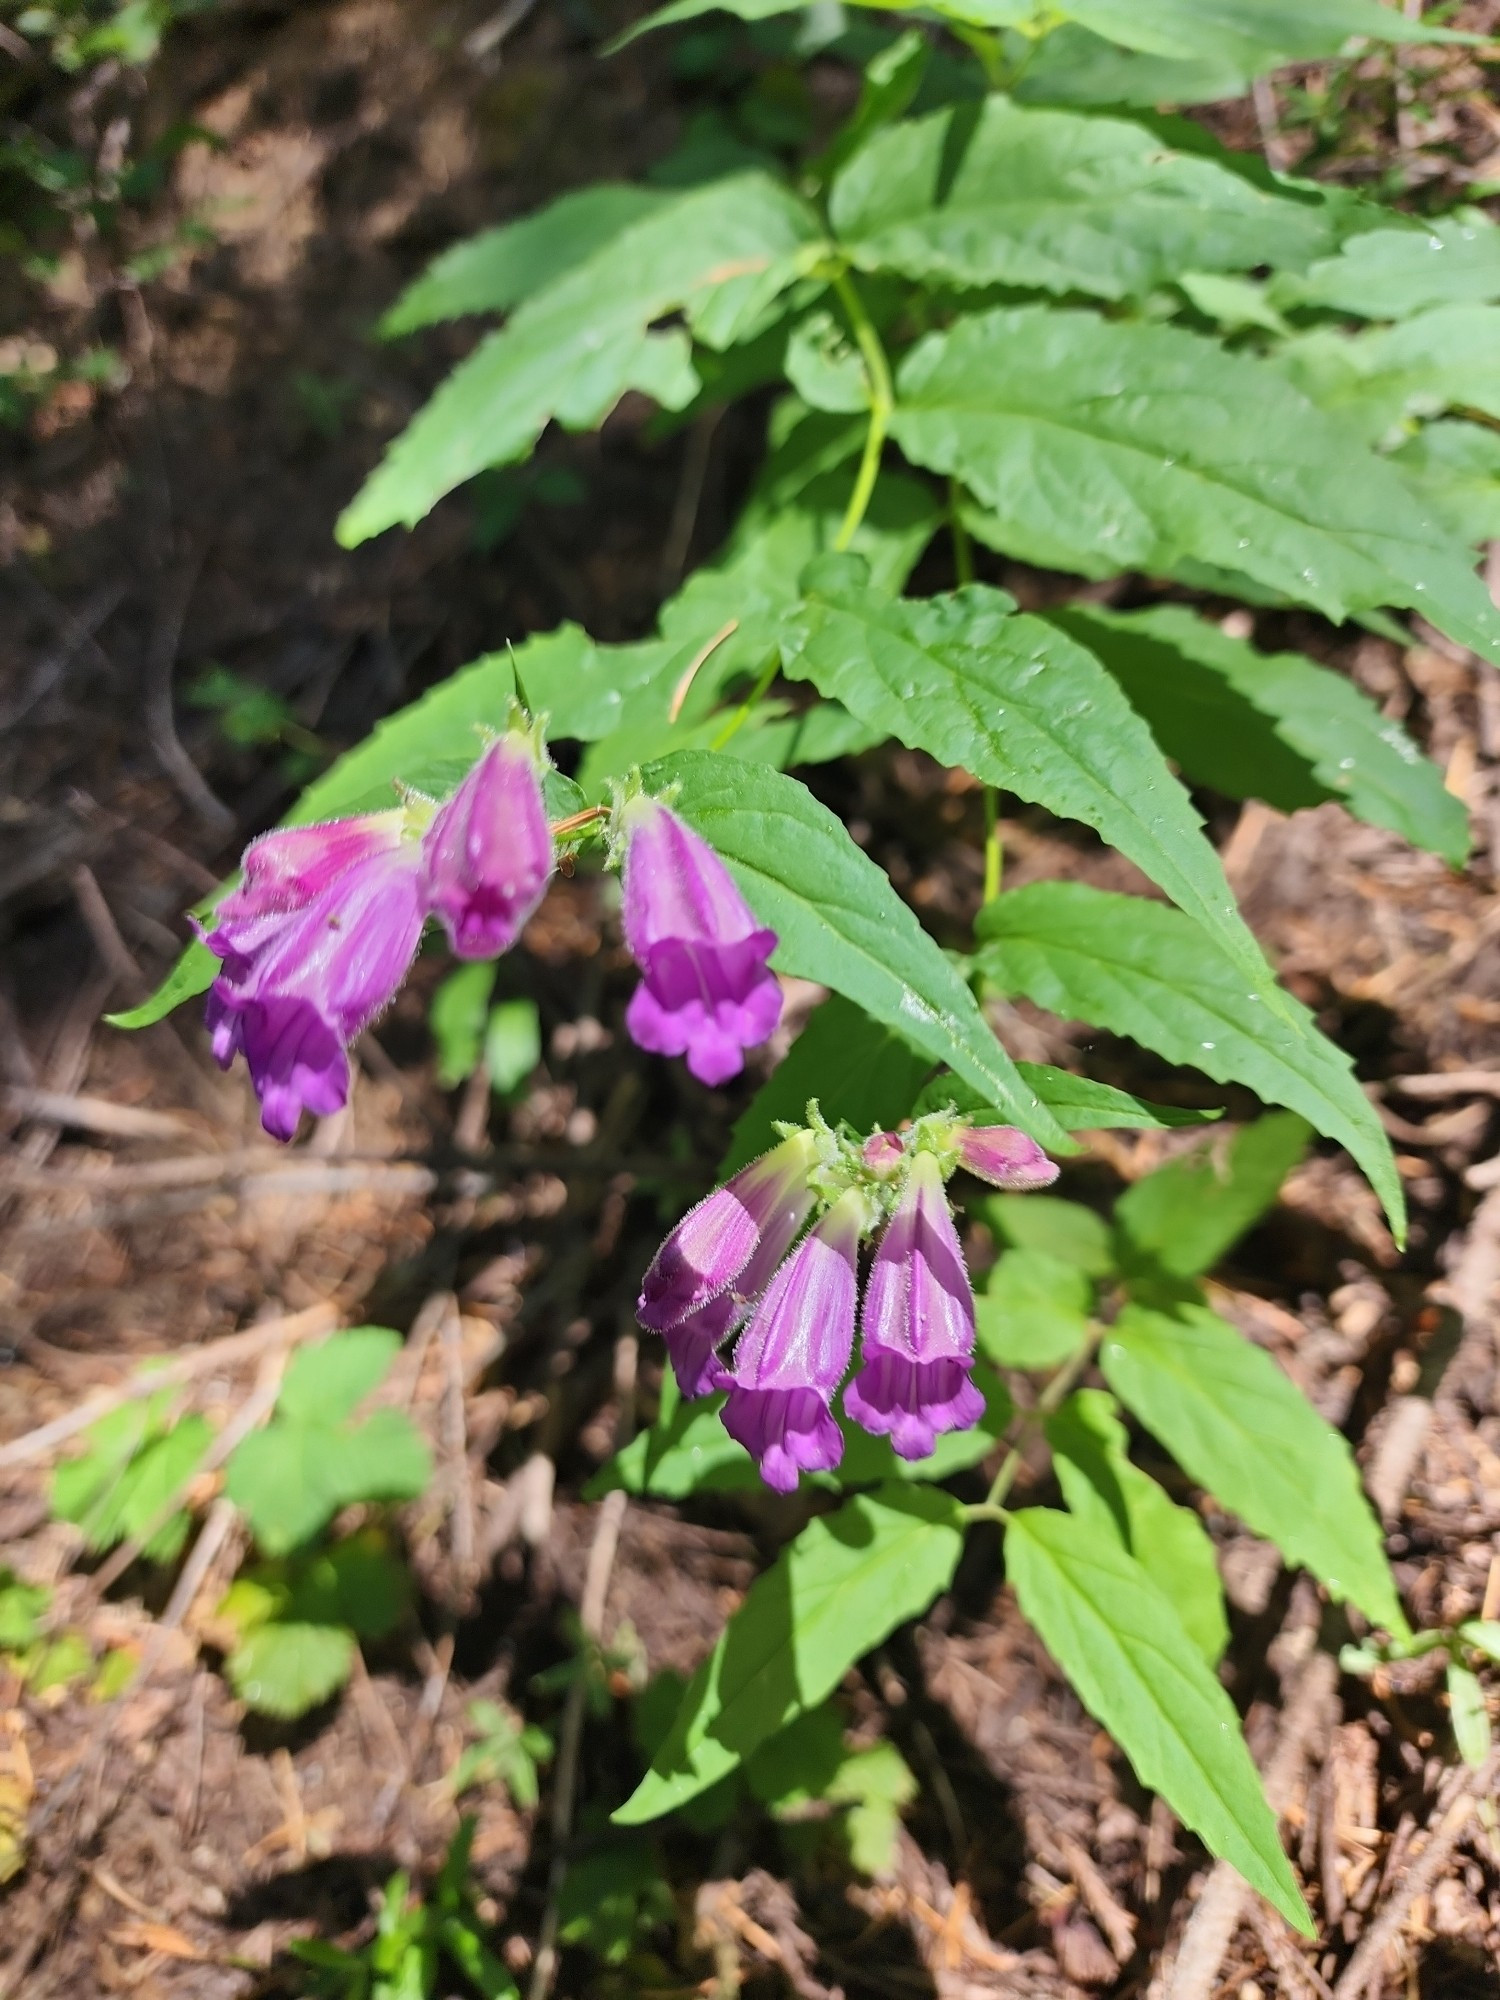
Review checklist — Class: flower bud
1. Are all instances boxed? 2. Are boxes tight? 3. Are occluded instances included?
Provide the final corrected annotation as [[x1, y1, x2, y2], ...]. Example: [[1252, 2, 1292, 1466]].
[[957, 1125, 1059, 1191], [620, 797, 781, 1087], [422, 735, 553, 960], [844, 1153, 982, 1461], [861, 1131, 906, 1175]]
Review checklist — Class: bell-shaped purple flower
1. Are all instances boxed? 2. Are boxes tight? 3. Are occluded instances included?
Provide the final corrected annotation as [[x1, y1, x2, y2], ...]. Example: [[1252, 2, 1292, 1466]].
[[202, 844, 426, 1142], [957, 1125, 1059, 1191], [637, 1131, 818, 1396], [421, 735, 554, 960], [213, 812, 407, 939], [844, 1152, 982, 1461], [620, 797, 781, 1087], [722, 1189, 865, 1493]]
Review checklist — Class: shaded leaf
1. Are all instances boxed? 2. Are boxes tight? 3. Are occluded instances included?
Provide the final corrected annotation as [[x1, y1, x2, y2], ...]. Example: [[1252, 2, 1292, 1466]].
[[1113, 1112, 1310, 1281], [1276, 215, 1500, 320], [976, 1249, 1093, 1370], [979, 1193, 1115, 1276], [226, 1622, 355, 1718]]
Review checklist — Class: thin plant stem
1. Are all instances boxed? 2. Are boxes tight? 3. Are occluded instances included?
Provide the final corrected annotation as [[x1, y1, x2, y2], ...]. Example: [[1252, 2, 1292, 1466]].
[[981, 1329, 1100, 1513], [982, 787, 1002, 904], [710, 650, 780, 750], [949, 477, 975, 586], [830, 268, 894, 553]]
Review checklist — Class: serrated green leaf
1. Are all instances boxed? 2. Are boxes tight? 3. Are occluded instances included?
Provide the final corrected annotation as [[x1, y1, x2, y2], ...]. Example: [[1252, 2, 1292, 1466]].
[[328, 1410, 434, 1508], [227, 1621, 355, 1718], [645, 752, 1069, 1147], [1015, 1065, 1223, 1132], [976, 1249, 1093, 1370], [1447, 1658, 1492, 1767], [279, 1328, 402, 1426], [0, 1572, 51, 1650], [1276, 215, 1500, 321], [1005, 1506, 1310, 1931], [285, 1531, 410, 1640], [723, 994, 933, 1176], [1046, 1388, 1229, 1665], [1059, 0, 1471, 63], [892, 305, 1500, 668], [338, 173, 825, 544], [1011, 25, 1253, 107], [226, 1425, 350, 1555], [974, 881, 1403, 1239], [115, 1417, 214, 1562], [1391, 421, 1500, 547], [831, 98, 1338, 302], [381, 185, 666, 335], [1278, 306, 1500, 444], [1114, 1113, 1310, 1282], [783, 558, 1270, 989], [1048, 602, 1468, 866], [979, 1194, 1115, 1276], [1102, 1299, 1406, 1635], [615, 1485, 965, 1822]]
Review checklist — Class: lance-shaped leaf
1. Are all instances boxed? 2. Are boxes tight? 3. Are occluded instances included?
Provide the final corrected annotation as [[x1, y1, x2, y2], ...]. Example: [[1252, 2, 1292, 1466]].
[[891, 305, 1500, 667], [339, 173, 826, 544], [1047, 602, 1469, 867], [1274, 214, 1500, 321], [648, 751, 1070, 1147], [1392, 422, 1500, 547], [974, 881, 1403, 1238], [1277, 305, 1500, 444], [830, 98, 1340, 302], [1102, 1300, 1407, 1636], [782, 557, 1272, 989], [616, 1485, 965, 1822], [1059, 0, 1471, 64], [1006, 1506, 1311, 1931]]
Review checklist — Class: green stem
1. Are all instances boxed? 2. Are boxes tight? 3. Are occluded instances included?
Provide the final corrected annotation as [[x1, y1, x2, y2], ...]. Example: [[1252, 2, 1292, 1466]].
[[710, 650, 780, 751], [982, 787, 1002, 904], [981, 1329, 1100, 1512], [830, 268, 894, 554], [949, 477, 974, 586]]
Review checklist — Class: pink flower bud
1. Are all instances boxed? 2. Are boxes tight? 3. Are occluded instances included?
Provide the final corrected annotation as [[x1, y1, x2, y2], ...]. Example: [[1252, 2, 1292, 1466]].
[[722, 1189, 865, 1493], [957, 1125, 1059, 1191], [844, 1153, 982, 1461], [621, 798, 781, 1087], [861, 1131, 906, 1175], [421, 735, 554, 960]]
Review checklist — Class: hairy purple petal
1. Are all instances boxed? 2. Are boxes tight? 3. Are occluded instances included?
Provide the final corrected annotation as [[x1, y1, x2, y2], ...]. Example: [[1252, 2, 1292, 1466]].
[[204, 845, 426, 1141], [844, 1152, 981, 1461], [722, 1191, 863, 1492], [421, 736, 554, 960], [621, 799, 781, 1085], [957, 1125, 1059, 1191], [638, 1131, 818, 1335], [212, 811, 405, 949]]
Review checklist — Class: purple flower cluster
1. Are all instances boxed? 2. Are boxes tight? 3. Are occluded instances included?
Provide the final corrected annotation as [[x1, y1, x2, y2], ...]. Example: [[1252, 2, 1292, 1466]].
[[200, 733, 553, 1139], [638, 1116, 1059, 1492], [201, 756, 783, 1141]]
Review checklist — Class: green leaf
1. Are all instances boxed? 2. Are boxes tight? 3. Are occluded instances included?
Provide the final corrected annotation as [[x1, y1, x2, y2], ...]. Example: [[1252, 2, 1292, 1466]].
[[381, 185, 666, 335], [1018, 1066, 1223, 1133], [975, 881, 1403, 1239], [326, 1409, 434, 1509], [1278, 306, 1500, 443], [1058, 0, 1472, 64], [1392, 421, 1500, 547], [1460, 1620, 1500, 1666], [284, 1531, 410, 1640], [1447, 1658, 1492, 1768], [1114, 1113, 1310, 1282], [279, 1328, 403, 1426], [783, 558, 1271, 989], [0, 1572, 51, 1650], [338, 173, 825, 544], [485, 998, 542, 1097], [1048, 603, 1468, 866], [26, 1631, 93, 1695], [1012, 24, 1253, 108], [831, 98, 1338, 303], [115, 1417, 214, 1562], [1005, 1506, 1310, 1931], [615, 1485, 965, 1823], [1046, 1388, 1229, 1665], [979, 1193, 1115, 1276], [645, 751, 1070, 1148], [1102, 1299, 1406, 1635], [976, 1249, 1093, 1370], [226, 1621, 356, 1718], [226, 1425, 350, 1555], [722, 994, 933, 1176], [588, 1398, 756, 1500], [816, 27, 930, 180], [431, 962, 499, 1088], [891, 305, 1500, 668], [106, 937, 218, 1030], [52, 1398, 163, 1545], [1276, 215, 1500, 321]]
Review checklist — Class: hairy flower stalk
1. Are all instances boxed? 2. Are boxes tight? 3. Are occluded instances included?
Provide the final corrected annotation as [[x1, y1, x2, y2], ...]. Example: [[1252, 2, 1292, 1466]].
[[844, 1150, 983, 1460], [618, 795, 781, 1086], [202, 831, 426, 1141], [636, 1131, 819, 1397], [421, 730, 554, 959], [722, 1187, 868, 1493]]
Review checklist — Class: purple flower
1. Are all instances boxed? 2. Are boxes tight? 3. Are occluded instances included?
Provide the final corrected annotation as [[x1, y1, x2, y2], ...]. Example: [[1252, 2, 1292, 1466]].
[[844, 1152, 983, 1461], [620, 797, 781, 1087], [957, 1125, 1059, 1191], [722, 1189, 865, 1493], [213, 812, 407, 937], [422, 735, 554, 960], [637, 1132, 817, 1395], [202, 844, 426, 1141]]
